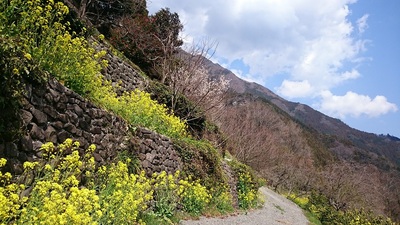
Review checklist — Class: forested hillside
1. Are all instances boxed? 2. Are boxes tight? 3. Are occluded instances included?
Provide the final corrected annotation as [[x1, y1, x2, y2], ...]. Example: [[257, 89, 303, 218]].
[[202, 57, 400, 223]]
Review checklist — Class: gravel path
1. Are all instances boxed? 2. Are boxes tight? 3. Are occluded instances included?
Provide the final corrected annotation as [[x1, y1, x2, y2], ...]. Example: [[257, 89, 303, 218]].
[[180, 187, 309, 225]]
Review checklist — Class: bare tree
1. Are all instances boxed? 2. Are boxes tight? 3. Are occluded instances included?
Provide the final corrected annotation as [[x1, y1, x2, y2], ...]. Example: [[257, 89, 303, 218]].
[[154, 37, 230, 122], [315, 162, 372, 211], [174, 51, 230, 120]]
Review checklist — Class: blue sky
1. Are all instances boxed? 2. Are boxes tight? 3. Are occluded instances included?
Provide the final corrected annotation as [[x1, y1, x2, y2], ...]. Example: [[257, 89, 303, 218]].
[[148, 0, 400, 137]]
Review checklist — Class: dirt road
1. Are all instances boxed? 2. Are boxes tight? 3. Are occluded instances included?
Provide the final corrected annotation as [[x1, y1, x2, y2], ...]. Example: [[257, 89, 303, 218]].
[[180, 187, 308, 225]]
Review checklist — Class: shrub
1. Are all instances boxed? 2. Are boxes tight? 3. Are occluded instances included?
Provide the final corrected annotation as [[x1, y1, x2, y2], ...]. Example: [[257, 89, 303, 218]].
[[301, 191, 396, 225], [173, 138, 224, 185]]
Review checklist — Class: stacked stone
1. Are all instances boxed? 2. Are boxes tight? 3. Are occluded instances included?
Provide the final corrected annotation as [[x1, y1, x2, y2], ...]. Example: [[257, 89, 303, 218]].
[[135, 127, 182, 176], [94, 38, 147, 95], [2, 78, 131, 174], [1, 40, 182, 176]]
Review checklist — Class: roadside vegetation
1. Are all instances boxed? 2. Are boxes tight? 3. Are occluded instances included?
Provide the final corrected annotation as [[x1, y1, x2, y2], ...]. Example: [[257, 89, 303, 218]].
[[287, 193, 395, 225], [0, 139, 231, 224], [0, 0, 261, 224]]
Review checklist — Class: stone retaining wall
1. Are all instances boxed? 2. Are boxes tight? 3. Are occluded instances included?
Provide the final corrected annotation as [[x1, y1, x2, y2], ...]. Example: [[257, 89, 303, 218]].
[[0, 47, 181, 175], [134, 127, 182, 176], [96, 38, 147, 95]]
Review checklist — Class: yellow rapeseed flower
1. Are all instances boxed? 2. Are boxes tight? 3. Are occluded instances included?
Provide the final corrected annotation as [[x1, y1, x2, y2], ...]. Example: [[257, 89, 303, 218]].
[[0, 158, 6, 167], [24, 53, 32, 60]]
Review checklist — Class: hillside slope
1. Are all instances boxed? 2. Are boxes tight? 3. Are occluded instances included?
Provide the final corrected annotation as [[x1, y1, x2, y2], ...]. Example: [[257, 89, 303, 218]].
[[201, 56, 400, 221], [203, 57, 400, 169]]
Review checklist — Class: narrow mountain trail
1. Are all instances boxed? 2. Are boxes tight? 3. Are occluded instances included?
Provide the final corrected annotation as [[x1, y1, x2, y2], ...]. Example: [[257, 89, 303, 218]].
[[180, 187, 308, 225]]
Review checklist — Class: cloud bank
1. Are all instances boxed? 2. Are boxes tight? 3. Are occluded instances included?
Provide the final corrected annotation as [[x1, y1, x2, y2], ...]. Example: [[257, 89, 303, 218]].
[[148, 0, 397, 118], [319, 91, 398, 118]]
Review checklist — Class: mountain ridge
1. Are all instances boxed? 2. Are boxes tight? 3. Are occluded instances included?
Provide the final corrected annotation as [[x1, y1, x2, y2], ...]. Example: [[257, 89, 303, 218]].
[[201, 56, 400, 169]]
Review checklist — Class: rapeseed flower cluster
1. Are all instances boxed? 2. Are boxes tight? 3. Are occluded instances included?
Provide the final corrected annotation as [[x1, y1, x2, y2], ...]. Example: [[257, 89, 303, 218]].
[[295, 192, 395, 224], [152, 171, 180, 218], [0, 140, 230, 224], [15, 139, 100, 225], [287, 193, 309, 209], [178, 177, 211, 215], [151, 171, 212, 216], [0, 159, 26, 223], [1, 0, 188, 140], [1, 0, 106, 96], [237, 172, 258, 209], [344, 211, 395, 225], [208, 185, 234, 213], [105, 90, 187, 138], [97, 162, 152, 224]]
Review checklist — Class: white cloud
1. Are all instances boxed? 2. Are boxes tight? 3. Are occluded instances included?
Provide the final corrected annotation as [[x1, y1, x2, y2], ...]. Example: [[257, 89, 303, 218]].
[[319, 91, 398, 118], [148, 0, 367, 95], [276, 80, 314, 98], [357, 14, 369, 34]]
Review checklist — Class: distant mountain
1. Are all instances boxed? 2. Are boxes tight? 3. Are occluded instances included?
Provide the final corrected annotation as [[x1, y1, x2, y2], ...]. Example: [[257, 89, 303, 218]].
[[202, 57, 400, 169]]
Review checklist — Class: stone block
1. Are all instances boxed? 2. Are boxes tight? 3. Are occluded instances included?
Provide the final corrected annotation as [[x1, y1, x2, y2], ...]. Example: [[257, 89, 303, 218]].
[[32, 141, 43, 152], [21, 109, 33, 124], [63, 123, 77, 134], [57, 130, 71, 143], [83, 131, 93, 141], [52, 121, 64, 130], [146, 153, 156, 163], [66, 111, 78, 124], [45, 126, 58, 143], [56, 102, 67, 111], [44, 93, 53, 103], [59, 93, 68, 103], [49, 78, 65, 92], [138, 153, 146, 161], [43, 106, 58, 119], [142, 160, 151, 168], [5, 143, 18, 157], [75, 129, 83, 137], [73, 104, 84, 117], [75, 137, 87, 148], [93, 134, 103, 145], [32, 108, 48, 125], [29, 123, 45, 140], [90, 126, 102, 135], [93, 152, 103, 162], [78, 118, 90, 131], [48, 88, 60, 102], [20, 135, 33, 152]]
